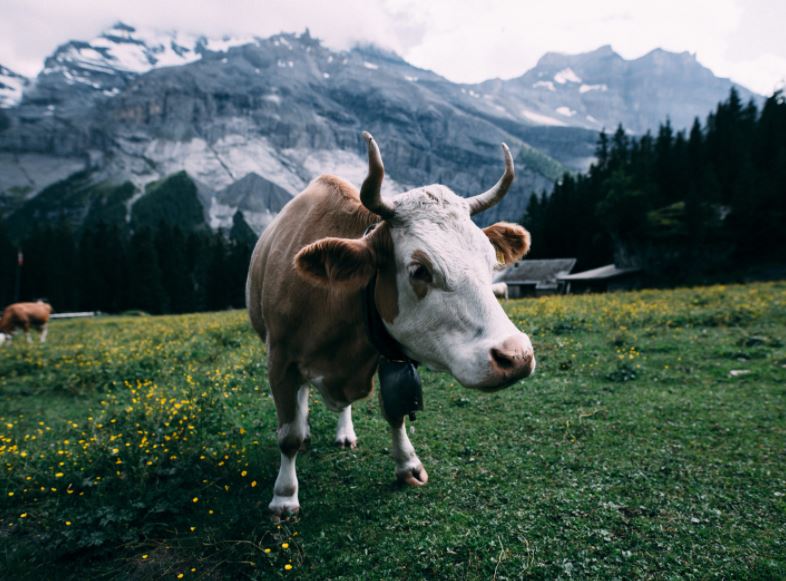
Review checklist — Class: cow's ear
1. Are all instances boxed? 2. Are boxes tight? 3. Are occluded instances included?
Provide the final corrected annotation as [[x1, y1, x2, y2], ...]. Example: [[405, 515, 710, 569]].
[[483, 222, 531, 266], [295, 237, 376, 289]]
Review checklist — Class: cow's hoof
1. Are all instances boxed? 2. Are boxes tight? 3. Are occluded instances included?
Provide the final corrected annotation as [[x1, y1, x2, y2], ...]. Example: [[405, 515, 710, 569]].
[[335, 436, 358, 449], [269, 496, 300, 519], [397, 464, 429, 487]]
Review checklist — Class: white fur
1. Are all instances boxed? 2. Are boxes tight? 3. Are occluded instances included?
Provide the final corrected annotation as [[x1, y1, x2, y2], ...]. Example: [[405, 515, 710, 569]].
[[40, 324, 48, 344], [335, 406, 357, 448], [385, 185, 533, 388], [269, 385, 309, 514], [390, 419, 423, 478]]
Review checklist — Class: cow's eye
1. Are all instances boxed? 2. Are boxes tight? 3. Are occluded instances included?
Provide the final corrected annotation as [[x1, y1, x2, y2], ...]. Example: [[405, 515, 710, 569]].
[[408, 263, 432, 284]]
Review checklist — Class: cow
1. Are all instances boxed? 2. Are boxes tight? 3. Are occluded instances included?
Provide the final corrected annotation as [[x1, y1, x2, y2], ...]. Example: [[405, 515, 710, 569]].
[[246, 132, 535, 516], [492, 282, 509, 300], [0, 300, 53, 345]]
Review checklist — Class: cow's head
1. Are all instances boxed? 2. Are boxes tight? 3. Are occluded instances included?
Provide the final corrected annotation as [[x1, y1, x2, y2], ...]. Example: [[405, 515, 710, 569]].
[[296, 132, 535, 390]]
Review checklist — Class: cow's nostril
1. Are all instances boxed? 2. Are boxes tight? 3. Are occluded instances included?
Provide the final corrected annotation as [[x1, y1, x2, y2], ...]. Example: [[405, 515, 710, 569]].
[[490, 347, 516, 370]]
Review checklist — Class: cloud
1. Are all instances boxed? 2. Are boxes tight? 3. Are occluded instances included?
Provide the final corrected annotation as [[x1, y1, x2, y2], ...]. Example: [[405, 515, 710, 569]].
[[0, 0, 783, 94]]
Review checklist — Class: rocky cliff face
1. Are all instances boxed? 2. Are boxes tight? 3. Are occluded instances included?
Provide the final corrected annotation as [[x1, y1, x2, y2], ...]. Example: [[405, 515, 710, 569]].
[[0, 24, 759, 233], [0, 65, 28, 109]]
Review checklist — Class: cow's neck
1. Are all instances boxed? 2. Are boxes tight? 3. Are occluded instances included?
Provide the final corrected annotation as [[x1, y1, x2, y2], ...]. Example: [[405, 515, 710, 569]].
[[364, 271, 424, 422], [364, 272, 412, 364]]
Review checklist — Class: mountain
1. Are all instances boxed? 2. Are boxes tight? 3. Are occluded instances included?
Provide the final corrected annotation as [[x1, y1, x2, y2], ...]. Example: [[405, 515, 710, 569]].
[[0, 24, 761, 236], [460, 45, 757, 135], [22, 22, 257, 110], [0, 25, 568, 230], [213, 173, 293, 232], [0, 65, 28, 109]]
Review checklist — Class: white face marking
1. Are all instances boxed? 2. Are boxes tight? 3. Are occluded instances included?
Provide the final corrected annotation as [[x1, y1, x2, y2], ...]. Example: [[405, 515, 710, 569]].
[[385, 185, 533, 389]]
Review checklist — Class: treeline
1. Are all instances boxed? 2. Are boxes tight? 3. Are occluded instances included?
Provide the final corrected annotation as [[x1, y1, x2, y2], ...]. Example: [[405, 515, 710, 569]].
[[523, 89, 786, 279], [0, 218, 256, 314]]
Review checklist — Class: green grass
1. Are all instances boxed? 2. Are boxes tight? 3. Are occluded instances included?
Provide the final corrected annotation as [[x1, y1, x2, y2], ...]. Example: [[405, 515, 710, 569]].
[[1, 282, 785, 579]]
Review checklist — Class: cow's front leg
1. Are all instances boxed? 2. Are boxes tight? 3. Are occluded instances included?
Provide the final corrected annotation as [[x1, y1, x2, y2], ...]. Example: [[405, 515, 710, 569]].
[[388, 416, 428, 487], [270, 384, 309, 516], [335, 405, 358, 448], [39, 324, 48, 344]]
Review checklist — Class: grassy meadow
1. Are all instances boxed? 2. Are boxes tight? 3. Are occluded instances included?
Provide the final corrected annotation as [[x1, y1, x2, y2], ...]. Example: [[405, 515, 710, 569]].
[[1, 282, 785, 579]]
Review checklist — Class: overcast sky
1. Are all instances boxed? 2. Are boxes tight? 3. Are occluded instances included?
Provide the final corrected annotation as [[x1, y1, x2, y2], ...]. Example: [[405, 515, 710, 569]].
[[1, 0, 784, 94]]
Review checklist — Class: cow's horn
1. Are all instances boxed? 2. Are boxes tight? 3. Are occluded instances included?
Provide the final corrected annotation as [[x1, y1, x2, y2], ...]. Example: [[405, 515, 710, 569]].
[[468, 143, 515, 215], [360, 131, 395, 219]]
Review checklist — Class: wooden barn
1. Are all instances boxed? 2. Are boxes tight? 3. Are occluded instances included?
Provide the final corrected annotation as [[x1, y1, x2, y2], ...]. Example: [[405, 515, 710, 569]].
[[558, 264, 641, 294], [494, 258, 577, 298]]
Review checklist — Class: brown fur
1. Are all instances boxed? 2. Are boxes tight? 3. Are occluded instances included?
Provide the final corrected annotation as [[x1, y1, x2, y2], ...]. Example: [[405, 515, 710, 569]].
[[295, 237, 377, 290], [247, 175, 398, 428], [0, 301, 53, 335], [483, 222, 531, 265], [408, 249, 434, 299]]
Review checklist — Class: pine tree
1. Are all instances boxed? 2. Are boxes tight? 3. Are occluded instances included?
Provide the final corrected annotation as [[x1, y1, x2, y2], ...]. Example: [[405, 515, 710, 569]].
[[127, 227, 167, 314]]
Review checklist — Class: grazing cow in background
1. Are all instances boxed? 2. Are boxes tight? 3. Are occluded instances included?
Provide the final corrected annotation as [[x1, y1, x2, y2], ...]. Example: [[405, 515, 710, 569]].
[[0, 301, 53, 345], [492, 282, 509, 300], [247, 132, 535, 516]]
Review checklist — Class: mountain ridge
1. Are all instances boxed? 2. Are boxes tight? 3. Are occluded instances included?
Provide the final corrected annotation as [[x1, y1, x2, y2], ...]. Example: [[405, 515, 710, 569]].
[[0, 23, 760, 234]]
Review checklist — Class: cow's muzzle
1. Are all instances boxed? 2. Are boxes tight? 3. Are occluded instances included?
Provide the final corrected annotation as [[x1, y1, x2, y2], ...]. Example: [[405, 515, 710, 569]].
[[476, 334, 535, 391]]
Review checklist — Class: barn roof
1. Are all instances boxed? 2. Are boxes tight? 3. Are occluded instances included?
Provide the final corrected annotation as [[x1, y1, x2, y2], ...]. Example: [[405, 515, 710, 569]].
[[558, 264, 639, 281], [495, 258, 576, 287]]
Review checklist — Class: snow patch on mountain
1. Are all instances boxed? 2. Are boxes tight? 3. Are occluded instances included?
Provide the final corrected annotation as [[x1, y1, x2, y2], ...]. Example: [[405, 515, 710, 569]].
[[46, 23, 204, 76], [554, 68, 582, 84], [533, 80, 556, 91], [0, 65, 29, 107], [520, 108, 566, 127], [579, 83, 608, 93], [205, 35, 258, 54]]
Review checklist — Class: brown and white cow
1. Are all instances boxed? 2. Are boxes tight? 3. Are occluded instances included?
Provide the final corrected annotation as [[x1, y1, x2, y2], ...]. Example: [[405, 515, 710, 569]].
[[0, 301, 53, 345], [247, 132, 535, 516]]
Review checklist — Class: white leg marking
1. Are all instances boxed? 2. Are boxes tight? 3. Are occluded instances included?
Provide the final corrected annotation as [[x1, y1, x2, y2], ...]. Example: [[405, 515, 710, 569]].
[[269, 452, 299, 515], [40, 325, 48, 344], [391, 419, 428, 486], [269, 386, 309, 515], [25, 332, 32, 344], [335, 406, 358, 448]]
